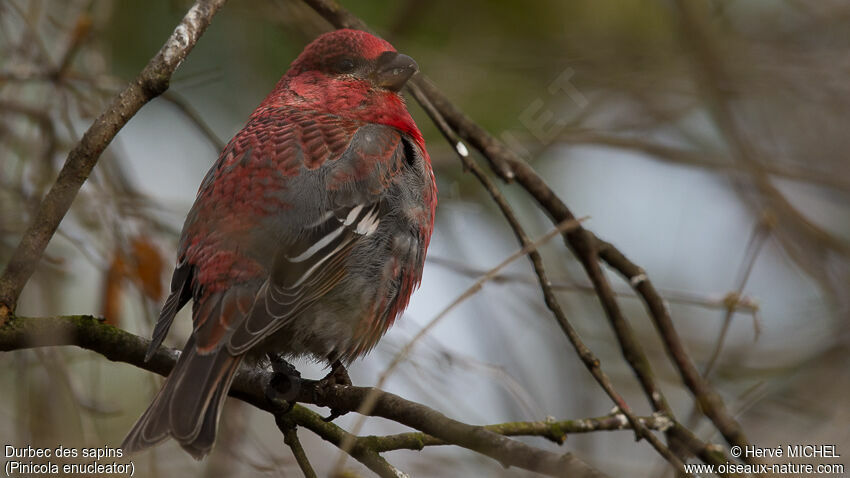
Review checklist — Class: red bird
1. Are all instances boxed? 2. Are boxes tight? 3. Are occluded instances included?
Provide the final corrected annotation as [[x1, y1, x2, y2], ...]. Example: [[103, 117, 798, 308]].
[[122, 29, 436, 458]]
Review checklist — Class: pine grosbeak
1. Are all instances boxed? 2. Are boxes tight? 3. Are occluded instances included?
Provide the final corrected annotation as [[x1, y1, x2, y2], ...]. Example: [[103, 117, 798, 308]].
[[122, 29, 436, 458]]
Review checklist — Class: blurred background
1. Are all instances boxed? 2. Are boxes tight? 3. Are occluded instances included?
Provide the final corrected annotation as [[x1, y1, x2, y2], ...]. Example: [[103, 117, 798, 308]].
[[1, 0, 848, 476]]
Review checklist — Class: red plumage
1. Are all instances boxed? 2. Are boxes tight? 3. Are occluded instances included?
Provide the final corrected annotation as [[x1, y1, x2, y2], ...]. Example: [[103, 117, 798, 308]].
[[122, 29, 436, 458]]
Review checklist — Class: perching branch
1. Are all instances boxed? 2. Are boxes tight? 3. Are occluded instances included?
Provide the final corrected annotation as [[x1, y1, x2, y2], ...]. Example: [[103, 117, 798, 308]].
[[0, 0, 228, 320], [0, 315, 608, 478]]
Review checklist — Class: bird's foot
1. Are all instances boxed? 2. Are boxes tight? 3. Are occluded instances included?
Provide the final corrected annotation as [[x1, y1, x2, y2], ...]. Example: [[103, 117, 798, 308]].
[[265, 353, 302, 414], [322, 359, 352, 386], [319, 359, 352, 422]]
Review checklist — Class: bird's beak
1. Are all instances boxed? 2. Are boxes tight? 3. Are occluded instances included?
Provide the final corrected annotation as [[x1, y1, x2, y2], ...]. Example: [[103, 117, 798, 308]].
[[375, 51, 419, 92]]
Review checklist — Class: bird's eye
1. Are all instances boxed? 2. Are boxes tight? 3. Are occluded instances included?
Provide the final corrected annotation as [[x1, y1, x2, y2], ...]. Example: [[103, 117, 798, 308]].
[[335, 58, 356, 74]]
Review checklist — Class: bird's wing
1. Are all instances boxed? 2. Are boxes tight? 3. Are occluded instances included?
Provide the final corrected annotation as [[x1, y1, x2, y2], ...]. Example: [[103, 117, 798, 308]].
[[224, 116, 419, 355], [161, 108, 418, 356], [224, 202, 384, 355]]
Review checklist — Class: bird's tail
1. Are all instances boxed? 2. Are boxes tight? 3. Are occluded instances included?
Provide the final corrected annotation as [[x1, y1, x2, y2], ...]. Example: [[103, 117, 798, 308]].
[[121, 336, 243, 460]]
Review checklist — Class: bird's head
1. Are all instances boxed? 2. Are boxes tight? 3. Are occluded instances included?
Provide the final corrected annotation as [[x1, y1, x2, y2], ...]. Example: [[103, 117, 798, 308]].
[[263, 29, 424, 146], [288, 29, 419, 93]]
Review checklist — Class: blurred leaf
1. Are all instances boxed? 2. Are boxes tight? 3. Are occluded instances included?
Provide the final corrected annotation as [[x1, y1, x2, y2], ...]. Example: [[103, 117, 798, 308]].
[[129, 236, 165, 301], [100, 236, 164, 326]]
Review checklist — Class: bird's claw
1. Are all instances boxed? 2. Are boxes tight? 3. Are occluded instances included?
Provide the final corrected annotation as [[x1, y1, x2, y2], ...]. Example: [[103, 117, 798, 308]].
[[268, 352, 300, 377], [323, 359, 352, 387], [265, 353, 301, 413], [319, 360, 351, 421]]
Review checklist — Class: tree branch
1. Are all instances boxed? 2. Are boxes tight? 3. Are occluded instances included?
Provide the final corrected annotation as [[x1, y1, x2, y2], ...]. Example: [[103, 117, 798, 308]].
[[275, 416, 319, 478], [408, 82, 687, 471], [0, 0, 228, 320], [271, 398, 408, 478], [0, 315, 608, 478], [365, 413, 674, 452]]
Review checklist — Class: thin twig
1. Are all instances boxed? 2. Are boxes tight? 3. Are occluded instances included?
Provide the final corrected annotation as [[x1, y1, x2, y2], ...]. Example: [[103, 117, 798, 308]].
[[428, 256, 760, 316], [275, 416, 318, 478], [367, 412, 675, 452], [161, 90, 226, 151], [555, 130, 850, 193], [702, 217, 771, 379]]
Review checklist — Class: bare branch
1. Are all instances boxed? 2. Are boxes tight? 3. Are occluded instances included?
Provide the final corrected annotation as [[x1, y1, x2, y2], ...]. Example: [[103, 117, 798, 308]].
[[555, 131, 850, 193], [0, 315, 608, 478], [409, 82, 689, 470], [275, 416, 319, 478], [366, 413, 674, 452], [702, 217, 771, 379], [411, 13, 751, 466], [428, 256, 760, 316], [161, 90, 226, 152], [0, 0, 228, 319]]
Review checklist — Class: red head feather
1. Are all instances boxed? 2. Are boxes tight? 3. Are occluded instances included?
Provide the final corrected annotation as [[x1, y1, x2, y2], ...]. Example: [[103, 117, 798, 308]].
[[259, 29, 425, 151]]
